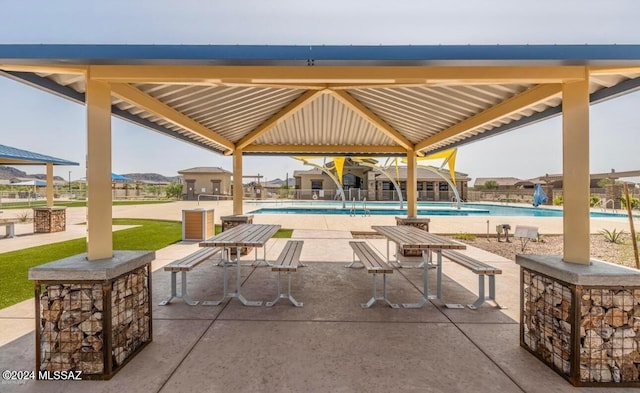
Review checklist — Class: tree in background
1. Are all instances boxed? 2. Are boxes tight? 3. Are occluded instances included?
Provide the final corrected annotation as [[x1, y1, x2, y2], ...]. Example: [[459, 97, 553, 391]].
[[144, 184, 161, 197], [483, 180, 499, 190], [621, 195, 639, 210], [597, 178, 615, 188], [279, 184, 293, 198], [165, 182, 183, 199]]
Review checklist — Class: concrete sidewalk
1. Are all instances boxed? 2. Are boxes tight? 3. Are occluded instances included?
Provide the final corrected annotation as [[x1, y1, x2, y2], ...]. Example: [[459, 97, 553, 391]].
[[0, 201, 634, 392], [0, 232, 627, 392]]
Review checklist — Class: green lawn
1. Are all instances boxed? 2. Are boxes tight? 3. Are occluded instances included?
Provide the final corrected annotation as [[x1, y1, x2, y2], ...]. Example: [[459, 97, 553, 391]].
[[0, 220, 292, 310], [0, 218, 182, 310]]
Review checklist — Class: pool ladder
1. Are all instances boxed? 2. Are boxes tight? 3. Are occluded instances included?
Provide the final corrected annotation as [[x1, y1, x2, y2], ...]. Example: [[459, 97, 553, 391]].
[[350, 198, 371, 217]]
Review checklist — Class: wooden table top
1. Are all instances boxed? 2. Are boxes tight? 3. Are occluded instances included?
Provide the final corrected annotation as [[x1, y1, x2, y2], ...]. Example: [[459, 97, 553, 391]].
[[199, 224, 281, 248], [371, 225, 466, 250]]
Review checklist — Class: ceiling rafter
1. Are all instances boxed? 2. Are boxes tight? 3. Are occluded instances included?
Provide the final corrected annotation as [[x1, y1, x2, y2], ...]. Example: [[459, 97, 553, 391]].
[[243, 144, 406, 154], [329, 89, 414, 151], [236, 89, 327, 150], [588, 66, 640, 75], [222, 82, 326, 90], [89, 65, 587, 84], [110, 83, 235, 153], [0, 64, 87, 75], [415, 83, 562, 152]]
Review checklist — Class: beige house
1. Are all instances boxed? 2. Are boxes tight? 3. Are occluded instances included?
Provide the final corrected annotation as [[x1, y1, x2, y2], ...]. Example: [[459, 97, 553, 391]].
[[376, 166, 470, 202], [294, 161, 469, 201], [294, 161, 370, 200], [178, 167, 231, 200]]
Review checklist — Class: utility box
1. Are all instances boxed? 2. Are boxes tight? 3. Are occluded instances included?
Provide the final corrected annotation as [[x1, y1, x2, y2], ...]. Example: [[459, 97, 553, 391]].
[[221, 214, 254, 255], [182, 208, 215, 241], [395, 216, 430, 257]]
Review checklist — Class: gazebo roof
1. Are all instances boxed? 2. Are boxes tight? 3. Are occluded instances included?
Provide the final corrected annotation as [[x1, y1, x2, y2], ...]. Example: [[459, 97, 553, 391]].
[[0, 143, 79, 166], [2, 44, 640, 158]]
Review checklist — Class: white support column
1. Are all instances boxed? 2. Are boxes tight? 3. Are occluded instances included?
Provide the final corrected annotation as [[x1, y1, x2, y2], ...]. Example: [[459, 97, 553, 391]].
[[562, 74, 590, 264], [45, 163, 54, 207], [86, 74, 113, 260], [233, 149, 243, 215], [406, 149, 417, 217]]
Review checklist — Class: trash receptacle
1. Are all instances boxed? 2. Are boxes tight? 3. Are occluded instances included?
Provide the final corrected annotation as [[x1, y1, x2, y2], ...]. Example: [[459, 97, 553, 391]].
[[182, 208, 215, 241], [395, 216, 431, 257], [221, 214, 254, 255]]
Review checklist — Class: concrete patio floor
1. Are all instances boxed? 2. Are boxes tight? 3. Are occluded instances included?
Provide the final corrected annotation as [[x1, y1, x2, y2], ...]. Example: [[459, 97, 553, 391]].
[[0, 201, 637, 392]]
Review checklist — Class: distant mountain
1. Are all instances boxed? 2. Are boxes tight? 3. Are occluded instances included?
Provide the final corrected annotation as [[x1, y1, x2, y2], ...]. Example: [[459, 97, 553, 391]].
[[0, 165, 27, 179], [123, 173, 181, 183], [31, 173, 65, 181], [264, 177, 295, 187], [0, 165, 64, 181]]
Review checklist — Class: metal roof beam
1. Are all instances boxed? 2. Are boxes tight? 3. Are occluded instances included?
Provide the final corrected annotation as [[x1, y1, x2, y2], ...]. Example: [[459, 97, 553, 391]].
[[110, 83, 235, 153], [425, 76, 640, 155], [236, 89, 326, 150], [89, 66, 587, 84], [329, 89, 414, 150], [415, 83, 562, 152], [589, 66, 640, 75], [0, 64, 87, 74], [243, 144, 407, 154], [222, 82, 326, 90]]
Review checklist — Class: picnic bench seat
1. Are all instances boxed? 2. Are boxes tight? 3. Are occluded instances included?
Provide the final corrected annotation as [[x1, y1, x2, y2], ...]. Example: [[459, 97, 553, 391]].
[[348, 241, 399, 309], [159, 247, 222, 306], [266, 240, 304, 307], [440, 249, 505, 310], [0, 219, 17, 238]]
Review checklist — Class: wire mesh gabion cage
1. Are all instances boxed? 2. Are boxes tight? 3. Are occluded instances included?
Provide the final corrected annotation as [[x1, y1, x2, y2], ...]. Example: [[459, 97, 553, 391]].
[[522, 267, 640, 387], [34, 264, 152, 380]]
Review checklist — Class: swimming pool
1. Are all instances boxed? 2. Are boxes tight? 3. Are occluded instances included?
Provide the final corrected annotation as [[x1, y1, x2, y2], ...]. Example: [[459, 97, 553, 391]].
[[247, 201, 633, 218]]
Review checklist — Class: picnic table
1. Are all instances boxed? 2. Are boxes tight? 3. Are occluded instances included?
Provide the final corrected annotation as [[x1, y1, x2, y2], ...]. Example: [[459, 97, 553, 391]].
[[199, 223, 280, 306], [371, 225, 466, 308]]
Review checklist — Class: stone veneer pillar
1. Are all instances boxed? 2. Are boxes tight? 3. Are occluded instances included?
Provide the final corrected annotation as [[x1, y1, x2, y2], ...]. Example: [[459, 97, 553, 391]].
[[517, 255, 640, 387], [605, 184, 624, 209], [29, 251, 155, 380], [542, 185, 554, 205]]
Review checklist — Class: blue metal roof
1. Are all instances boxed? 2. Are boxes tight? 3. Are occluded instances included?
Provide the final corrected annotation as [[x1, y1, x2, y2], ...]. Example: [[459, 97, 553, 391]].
[[2, 44, 640, 157], [1, 44, 640, 65], [0, 144, 79, 166]]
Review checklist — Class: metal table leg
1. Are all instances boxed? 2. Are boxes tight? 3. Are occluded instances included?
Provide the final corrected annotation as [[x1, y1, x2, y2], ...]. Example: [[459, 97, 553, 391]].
[[402, 249, 438, 308], [202, 246, 231, 306], [233, 246, 262, 306]]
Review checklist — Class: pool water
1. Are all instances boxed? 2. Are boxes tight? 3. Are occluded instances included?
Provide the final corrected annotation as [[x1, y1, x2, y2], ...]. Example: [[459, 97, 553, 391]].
[[247, 201, 633, 218]]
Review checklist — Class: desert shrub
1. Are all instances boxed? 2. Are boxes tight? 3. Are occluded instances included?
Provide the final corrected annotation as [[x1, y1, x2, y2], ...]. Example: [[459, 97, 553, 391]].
[[589, 194, 601, 207], [553, 196, 563, 206], [621, 196, 639, 210], [452, 232, 476, 241], [599, 228, 625, 244], [16, 211, 31, 222]]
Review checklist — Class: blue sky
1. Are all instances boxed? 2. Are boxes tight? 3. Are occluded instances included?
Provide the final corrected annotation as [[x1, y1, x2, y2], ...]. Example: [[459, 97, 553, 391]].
[[1, 0, 640, 182]]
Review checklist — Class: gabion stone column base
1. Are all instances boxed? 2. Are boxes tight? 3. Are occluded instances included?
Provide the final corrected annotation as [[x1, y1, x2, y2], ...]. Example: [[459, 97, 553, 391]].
[[29, 251, 155, 380], [518, 255, 640, 387]]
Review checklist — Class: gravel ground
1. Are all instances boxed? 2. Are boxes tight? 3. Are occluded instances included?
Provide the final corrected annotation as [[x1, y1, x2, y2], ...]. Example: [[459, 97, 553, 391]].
[[452, 233, 640, 269]]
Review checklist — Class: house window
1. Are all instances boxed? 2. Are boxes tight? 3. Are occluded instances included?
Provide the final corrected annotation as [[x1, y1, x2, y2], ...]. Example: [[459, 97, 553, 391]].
[[342, 173, 361, 189], [311, 180, 323, 190], [439, 183, 449, 191], [426, 182, 434, 191]]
